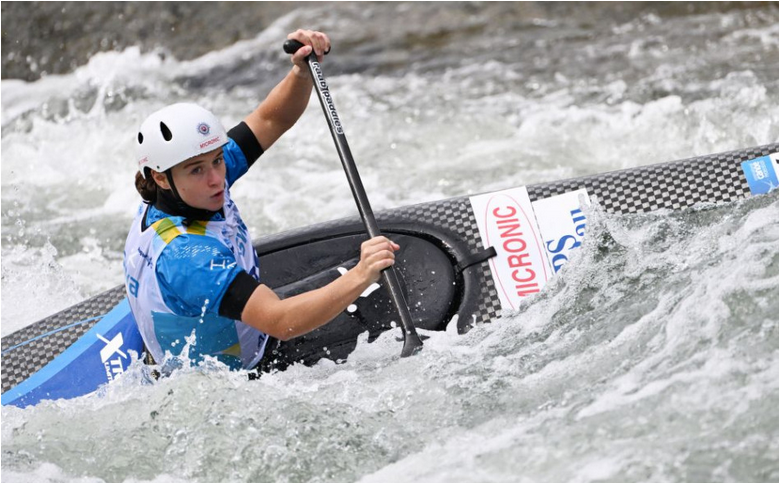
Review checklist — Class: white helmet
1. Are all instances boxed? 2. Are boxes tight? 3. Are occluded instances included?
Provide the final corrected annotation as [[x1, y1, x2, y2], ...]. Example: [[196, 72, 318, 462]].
[[136, 103, 228, 178]]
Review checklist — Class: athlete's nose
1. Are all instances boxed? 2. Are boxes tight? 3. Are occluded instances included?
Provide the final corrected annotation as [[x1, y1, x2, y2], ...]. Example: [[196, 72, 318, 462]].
[[207, 165, 222, 187]]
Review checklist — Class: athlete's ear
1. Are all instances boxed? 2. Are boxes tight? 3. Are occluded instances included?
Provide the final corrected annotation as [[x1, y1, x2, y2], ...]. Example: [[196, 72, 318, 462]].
[[150, 170, 170, 190]]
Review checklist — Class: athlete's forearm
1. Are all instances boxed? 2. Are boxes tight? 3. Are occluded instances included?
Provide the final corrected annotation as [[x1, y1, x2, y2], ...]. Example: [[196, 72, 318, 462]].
[[275, 267, 367, 340], [252, 66, 312, 130], [242, 236, 397, 340], [242, 267, 369, 341]]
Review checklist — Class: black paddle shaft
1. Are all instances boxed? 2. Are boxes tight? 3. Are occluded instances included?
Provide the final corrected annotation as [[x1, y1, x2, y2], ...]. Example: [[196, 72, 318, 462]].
[[283, 39, 423, 357]]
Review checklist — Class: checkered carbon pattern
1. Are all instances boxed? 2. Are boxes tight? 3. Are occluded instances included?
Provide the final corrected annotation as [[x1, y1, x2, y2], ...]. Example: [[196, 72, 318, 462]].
[[525, 144, 775, 210], [379, 143, 777, 323], [1, 144, 777, 393], [1, 286, 126, 393]]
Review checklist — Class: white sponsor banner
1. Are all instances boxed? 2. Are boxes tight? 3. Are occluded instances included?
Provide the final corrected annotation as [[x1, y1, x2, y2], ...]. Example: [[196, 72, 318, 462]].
[[532, 189, 591, 275], [470, 186, 552, 311]]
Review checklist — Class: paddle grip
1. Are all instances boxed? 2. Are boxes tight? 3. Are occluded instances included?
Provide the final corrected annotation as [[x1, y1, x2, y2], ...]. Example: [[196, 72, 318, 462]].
[[283, 39, 330, 56]]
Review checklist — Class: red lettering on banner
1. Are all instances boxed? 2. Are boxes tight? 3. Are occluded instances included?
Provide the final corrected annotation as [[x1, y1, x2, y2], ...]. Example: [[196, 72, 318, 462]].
[[493, 206, 516, 219], [499, 223, 521, 239], [503, 238, 527, 253], [491, 203, 540, 298], [512, 268, 535, 283], [508, 254, 532, 268], [516, 282, 540, 297], [482, 192, 548, 308]]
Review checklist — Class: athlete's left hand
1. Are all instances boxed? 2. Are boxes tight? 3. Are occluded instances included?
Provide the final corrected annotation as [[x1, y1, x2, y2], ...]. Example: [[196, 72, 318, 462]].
[[287, 29, 331, 67]]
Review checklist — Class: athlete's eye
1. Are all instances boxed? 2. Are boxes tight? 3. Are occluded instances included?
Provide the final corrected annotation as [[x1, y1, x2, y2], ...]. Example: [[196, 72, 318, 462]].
[[190, 166, 203, 175], [214, 157, 224, 166]]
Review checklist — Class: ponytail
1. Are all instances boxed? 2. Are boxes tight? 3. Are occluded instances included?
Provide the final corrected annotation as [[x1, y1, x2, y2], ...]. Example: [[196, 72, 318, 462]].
[[135, 170, 158, 204]]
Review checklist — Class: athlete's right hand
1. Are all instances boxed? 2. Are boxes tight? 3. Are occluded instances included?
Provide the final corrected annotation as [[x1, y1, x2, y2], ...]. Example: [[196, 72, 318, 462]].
[[355, 236, 399, 284], [287, 29, 331, 67]]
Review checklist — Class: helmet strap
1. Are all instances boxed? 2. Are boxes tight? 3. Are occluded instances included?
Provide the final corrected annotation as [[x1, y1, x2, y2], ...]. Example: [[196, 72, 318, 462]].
[[154, 169, 222, 224], [165, 170, 184, 203]]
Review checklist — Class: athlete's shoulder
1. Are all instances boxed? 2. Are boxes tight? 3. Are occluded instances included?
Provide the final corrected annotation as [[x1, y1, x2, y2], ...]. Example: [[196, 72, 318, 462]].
[[224, 122, 264, 187], [222, 138, 249, 187]]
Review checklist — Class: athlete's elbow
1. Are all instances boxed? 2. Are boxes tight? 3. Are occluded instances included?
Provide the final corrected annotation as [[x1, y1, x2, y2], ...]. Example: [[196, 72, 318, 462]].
[[267, 326, 297, 342], [242, 318, 293, 341], [260, 318, 299, 341], [280, 332, 298, 342], [240, 287, 296, 340]]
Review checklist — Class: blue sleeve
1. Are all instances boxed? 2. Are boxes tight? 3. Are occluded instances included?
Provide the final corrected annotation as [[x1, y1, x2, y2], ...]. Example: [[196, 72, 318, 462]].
[[156, 235, 244, 317], [222, 138, 249, 188]]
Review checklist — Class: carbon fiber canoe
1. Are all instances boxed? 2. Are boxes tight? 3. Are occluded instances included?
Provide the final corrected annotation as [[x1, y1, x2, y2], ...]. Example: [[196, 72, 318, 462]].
[[2, 143, 778, 407]]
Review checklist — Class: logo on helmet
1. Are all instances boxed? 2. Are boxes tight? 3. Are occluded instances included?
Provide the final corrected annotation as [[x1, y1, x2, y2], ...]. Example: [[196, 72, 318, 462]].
[[199, 136, 222, 150], [197, 122, 211, 136]]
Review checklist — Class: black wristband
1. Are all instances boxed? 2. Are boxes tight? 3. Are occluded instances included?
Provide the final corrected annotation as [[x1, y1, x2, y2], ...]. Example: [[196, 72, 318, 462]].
[[218, 271, 261, 321], [227, 122, 264, 168]]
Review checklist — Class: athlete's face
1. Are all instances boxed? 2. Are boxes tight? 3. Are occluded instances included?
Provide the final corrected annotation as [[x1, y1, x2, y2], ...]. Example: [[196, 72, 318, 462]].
[[154, 147, 226, 211]]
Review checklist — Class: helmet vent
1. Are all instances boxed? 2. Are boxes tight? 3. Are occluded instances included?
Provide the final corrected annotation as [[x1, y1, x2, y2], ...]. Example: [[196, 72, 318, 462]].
[[137, 132, 144, 144], [160, 122, 173, 141]]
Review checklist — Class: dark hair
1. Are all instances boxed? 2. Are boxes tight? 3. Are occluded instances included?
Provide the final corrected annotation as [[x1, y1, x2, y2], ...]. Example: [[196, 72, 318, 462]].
[[135, 170, 158, 204]]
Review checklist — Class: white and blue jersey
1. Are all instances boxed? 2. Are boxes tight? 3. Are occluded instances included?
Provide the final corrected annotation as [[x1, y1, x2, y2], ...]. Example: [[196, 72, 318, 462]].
[[123, 136, 268, 370]]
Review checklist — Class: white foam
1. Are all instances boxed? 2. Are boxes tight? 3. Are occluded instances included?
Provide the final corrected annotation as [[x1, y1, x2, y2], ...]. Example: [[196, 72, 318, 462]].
[[0, 4, 778, 481]]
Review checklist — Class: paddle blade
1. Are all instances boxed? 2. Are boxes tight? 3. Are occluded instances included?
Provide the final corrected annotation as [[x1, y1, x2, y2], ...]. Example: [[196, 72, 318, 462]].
[[400, 330, 424, 358]]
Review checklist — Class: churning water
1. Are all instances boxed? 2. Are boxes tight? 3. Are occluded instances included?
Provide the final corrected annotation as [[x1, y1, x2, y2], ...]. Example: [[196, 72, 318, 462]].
[[1, 3, 779, 482]]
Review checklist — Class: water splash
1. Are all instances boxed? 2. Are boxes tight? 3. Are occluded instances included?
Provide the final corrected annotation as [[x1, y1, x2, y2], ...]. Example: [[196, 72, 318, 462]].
[[1, 2, 778, 482]]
